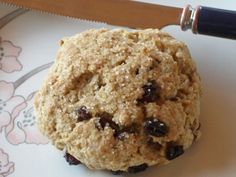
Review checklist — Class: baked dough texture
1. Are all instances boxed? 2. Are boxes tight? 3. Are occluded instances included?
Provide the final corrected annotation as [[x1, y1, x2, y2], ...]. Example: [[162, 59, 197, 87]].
[[34, 29, 201, 173]]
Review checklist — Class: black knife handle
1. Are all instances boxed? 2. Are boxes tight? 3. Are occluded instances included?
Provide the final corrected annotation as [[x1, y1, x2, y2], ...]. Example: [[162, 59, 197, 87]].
[[181, 5, 236, 39]]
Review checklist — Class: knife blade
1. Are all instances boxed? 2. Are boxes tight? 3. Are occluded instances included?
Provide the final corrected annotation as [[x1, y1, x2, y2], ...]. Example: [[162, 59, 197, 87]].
[[0, 0, 182, 28], [1, 0, 236, 39]]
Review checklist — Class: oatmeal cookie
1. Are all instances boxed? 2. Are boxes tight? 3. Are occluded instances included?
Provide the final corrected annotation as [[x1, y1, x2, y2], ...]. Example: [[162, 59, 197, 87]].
[[34, 29, 201, 173]]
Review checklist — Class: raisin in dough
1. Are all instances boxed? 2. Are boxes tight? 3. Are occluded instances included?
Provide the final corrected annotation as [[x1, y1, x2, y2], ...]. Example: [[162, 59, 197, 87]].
[[34, 29, 201, 173]]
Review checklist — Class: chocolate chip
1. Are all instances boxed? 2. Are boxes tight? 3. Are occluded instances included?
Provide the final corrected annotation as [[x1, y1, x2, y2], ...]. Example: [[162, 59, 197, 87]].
[[170, 97, 178, 101], [147, 137, 162, 150], [95, 113, 139, 140], [138, 81, 160, 103], [166, 142, 184, 160], [111, 170, 124, 175], [76, 106, 92, 121], [96, 112, 113, 120], [96, 116, 113, 130], [122, 123, 138, 134], [116, 124, 139, 140], [144, 118, 168, 137], [96, 112, 119, 131], [64, 152, 81, 165], [128, 163, 148, 173], [95, 112, 119, 133]]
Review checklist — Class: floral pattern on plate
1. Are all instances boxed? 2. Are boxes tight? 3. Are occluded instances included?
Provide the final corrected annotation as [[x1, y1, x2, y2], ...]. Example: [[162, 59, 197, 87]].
[[0, 149, 14, 177], [0, 8, 50, 177], [0, 39, 22, 73]]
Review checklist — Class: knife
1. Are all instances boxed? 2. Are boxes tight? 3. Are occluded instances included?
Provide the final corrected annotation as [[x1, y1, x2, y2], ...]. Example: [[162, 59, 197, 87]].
[[1, 0, 236, 39]]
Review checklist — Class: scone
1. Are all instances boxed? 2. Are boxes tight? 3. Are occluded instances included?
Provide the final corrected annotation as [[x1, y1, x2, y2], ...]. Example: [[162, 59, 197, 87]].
[[34, 29, 201, 174]]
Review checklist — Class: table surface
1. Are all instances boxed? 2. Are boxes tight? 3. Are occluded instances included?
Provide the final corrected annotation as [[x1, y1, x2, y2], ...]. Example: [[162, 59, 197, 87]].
[[0, 1, 236, 177]]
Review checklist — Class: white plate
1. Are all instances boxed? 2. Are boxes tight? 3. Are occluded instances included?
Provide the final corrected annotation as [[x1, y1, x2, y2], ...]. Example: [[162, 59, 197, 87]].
[[0, 1, 236, 177]]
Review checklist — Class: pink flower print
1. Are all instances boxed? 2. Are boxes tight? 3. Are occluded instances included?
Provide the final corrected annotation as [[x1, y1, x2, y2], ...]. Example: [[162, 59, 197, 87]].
[[0, 39, 22, 73], [0, 81, 14, 102], [0, 96, 26, 133], [6, 92, 49, 145], [0, 81, 47, 145], [0, 149, 14, 177], [0, 81, 26, 132]]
